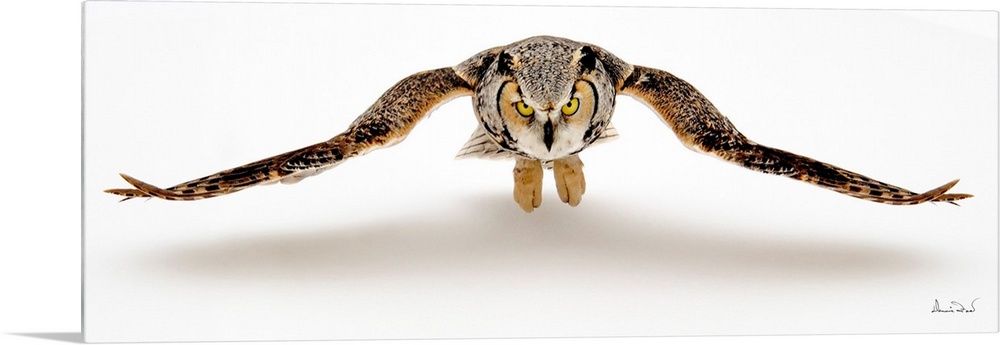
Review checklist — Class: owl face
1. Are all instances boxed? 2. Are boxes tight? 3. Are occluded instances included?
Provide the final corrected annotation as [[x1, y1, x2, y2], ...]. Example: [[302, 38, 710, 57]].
[[495, 76, 599, 160], [469, 36, 620, 162]]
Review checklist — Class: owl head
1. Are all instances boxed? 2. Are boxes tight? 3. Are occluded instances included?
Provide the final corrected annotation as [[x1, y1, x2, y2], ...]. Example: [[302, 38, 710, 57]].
[[457, 36, 632, 162]]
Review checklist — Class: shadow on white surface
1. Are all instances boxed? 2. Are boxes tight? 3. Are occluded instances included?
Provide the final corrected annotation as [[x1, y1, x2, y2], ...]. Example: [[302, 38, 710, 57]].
[[11, 333, 83, 344], [146, 193, 928, 284]]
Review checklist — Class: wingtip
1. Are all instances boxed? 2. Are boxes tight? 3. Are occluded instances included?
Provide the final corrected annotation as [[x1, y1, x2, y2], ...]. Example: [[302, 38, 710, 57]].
[[940, 178, 960, 191], [104, 173, 158, 201], [929, 179, 972, 205], [104, 188, 145, 200], [118, 172, 137, 183], [118, 173, 155, 191]]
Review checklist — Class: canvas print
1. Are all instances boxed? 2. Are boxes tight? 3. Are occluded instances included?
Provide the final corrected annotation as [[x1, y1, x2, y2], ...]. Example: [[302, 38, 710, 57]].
[[83, 1, 998, 342]]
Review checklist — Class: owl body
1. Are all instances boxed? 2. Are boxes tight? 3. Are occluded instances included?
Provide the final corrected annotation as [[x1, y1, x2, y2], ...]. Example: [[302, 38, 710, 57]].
[[106, 36, 971, 210]]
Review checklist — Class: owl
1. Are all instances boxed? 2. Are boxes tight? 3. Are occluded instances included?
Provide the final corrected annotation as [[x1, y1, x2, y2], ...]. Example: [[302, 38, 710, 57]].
[[106, 36, 972, 212]]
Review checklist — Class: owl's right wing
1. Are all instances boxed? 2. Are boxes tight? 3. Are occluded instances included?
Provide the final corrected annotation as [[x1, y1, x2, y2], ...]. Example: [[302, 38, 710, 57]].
[[105, 67, 473, 201], [619, 65, 971, 205]]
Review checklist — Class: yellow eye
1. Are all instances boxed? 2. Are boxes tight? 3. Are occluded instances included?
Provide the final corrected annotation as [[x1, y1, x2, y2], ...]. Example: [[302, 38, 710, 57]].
[[561, 98, 580, 115], [515, 101, 534, 117]]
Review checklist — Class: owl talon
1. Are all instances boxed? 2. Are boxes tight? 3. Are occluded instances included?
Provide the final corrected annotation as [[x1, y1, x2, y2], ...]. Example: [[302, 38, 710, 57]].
[[513, 158, 543, 212], [553, 155, 585, 206]]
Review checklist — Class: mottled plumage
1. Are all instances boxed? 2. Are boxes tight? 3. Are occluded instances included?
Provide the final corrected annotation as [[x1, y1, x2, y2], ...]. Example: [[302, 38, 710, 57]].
[[107, 36, 972, 210]]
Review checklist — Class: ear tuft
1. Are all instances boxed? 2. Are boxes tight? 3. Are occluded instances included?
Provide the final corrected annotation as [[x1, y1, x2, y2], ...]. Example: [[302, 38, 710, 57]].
[[497, 51, 515, 76], [579, 46, 598, 74]]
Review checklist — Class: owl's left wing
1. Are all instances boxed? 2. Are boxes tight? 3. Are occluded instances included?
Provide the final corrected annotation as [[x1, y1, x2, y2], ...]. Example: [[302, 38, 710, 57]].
[[619, 65, 971, 205], [106, 67, 472, 201]]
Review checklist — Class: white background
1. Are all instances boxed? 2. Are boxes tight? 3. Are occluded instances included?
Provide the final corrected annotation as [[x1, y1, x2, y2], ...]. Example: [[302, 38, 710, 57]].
[[84, 0, 997, 342], [2, 0, 999, 345]]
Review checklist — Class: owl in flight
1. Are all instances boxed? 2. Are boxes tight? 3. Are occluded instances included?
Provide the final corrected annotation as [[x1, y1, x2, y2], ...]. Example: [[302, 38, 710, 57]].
[[106, 36, 972, 212]]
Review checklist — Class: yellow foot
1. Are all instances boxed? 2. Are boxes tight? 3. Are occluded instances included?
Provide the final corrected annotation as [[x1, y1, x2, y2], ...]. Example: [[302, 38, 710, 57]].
[[513, 158, 543, 212], [553, 155, 585, 206]]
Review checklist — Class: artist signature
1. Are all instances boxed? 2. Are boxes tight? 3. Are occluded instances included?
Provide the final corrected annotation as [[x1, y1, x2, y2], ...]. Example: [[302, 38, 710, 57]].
[[932, 298, 979, 313]]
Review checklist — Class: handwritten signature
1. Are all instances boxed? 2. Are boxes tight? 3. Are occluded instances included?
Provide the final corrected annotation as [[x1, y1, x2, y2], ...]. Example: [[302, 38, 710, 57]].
[[932, 298, 979, 313]]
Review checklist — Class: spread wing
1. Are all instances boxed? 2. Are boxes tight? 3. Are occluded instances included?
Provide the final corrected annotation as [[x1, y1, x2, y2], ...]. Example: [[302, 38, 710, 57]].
[[619, 65, 972, 205], [105, 67, 473, 201]]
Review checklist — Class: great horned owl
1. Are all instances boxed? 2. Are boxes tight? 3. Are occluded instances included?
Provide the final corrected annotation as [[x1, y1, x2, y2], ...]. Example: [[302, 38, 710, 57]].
[[106, 36, 972, 212]]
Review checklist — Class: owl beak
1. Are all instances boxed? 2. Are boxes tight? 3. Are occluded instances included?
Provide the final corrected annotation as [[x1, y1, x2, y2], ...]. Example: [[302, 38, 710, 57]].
[[543, 119, 554, 151]]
